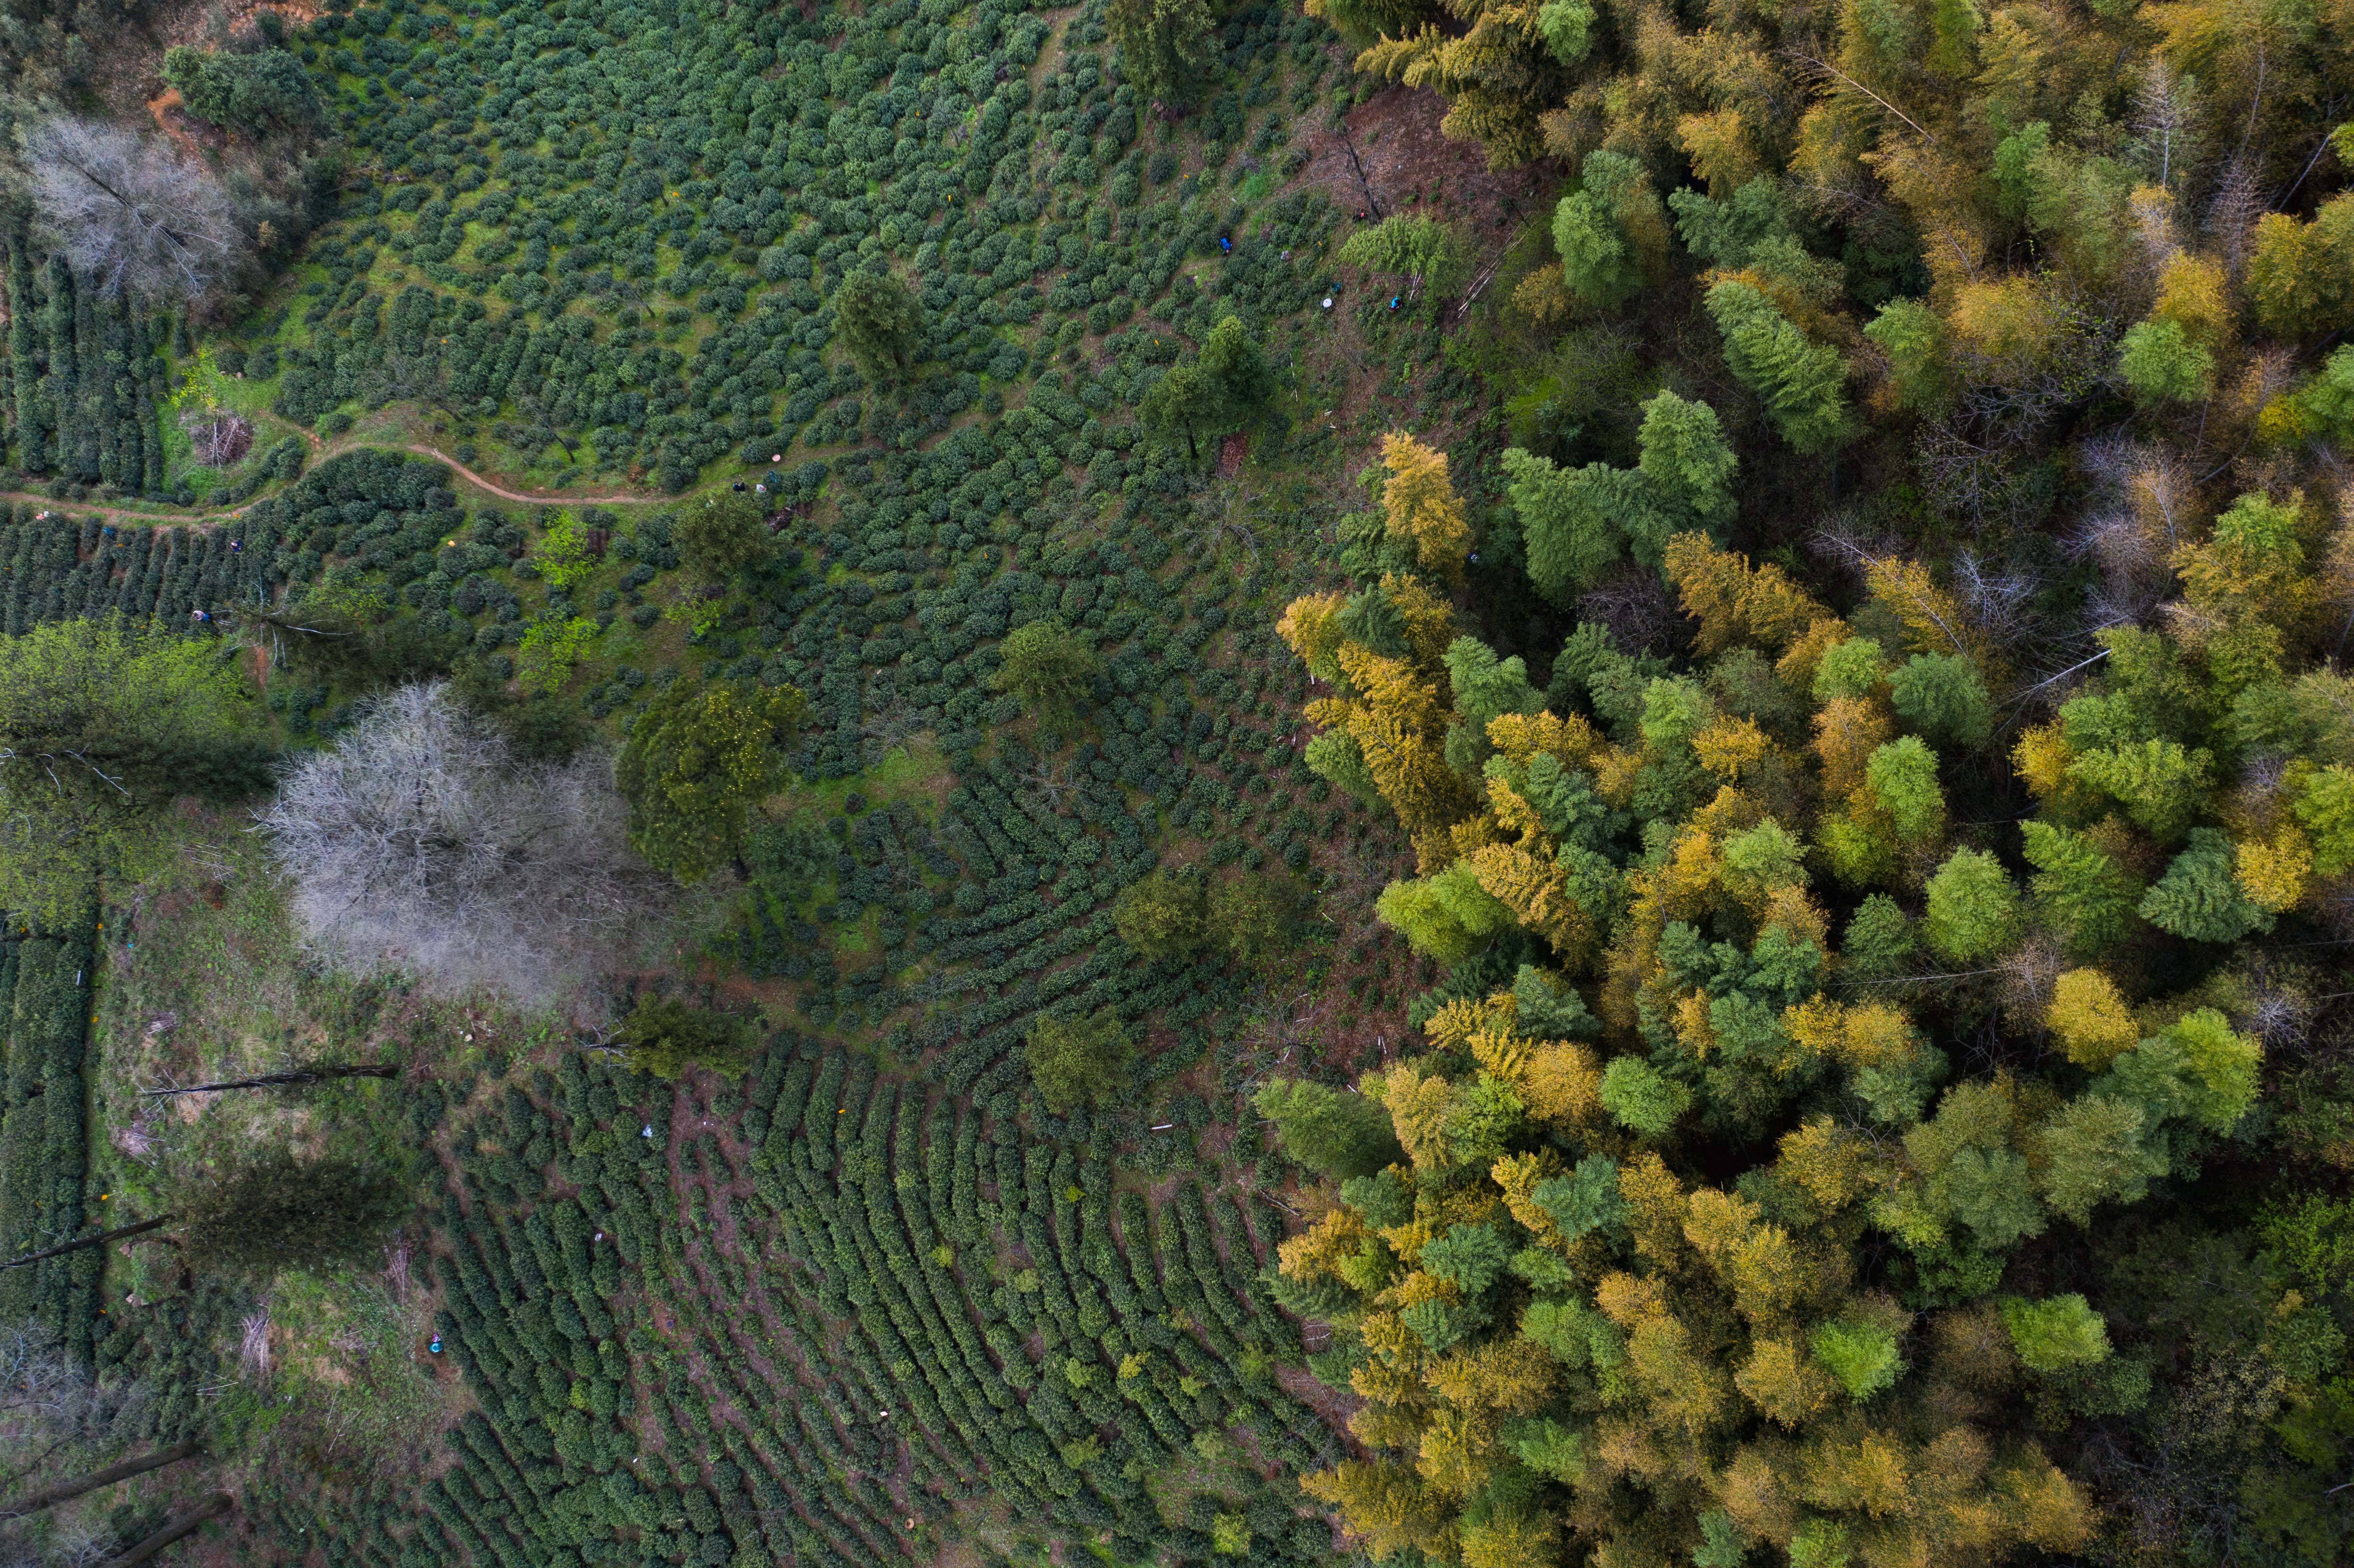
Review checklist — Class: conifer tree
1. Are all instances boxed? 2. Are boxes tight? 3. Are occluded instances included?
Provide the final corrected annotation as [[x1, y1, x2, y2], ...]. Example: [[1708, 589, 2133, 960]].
[[1024, 1009, 1134, 1114], [1106, 0, 1215, 107], [990, 618, 1100, 728], [1113, 867, 1210, 960], [1924, 847, 2018, 963], [616, 998, 755, 1081], [615, 680, 808, 883], [1377, 431, 1472, 577], [1704, 280, 1851, 453], [178, 1150, 410, 1278], [1552, 152, 1663, 310], [831, 269, 924, 382], [673, 489, 772, 579], [1252, 1079, 1404, 1179]]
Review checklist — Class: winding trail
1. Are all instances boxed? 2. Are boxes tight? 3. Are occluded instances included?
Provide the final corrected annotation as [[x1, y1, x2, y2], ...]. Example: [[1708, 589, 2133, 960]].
[[394, 444, 648, 507], [0, 441, 663, 529]]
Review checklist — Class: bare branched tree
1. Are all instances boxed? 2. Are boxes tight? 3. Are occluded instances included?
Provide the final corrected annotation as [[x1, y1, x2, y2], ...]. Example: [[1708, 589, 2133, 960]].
[[2131, 56, 2202, 192], [1183, 478, 1267, 566], [1951, 548, 2042, 653], [2069, 438, 2236, 634], [2203, 153, 2265, 276], [856, 696, 926, 767], [178, 409, 251, 468], [254, 683, 666, 1010], [1577, 566, 1695, 656], [20, 118, 240, 307], [0, 1320, 170, 1568], [0, 1323, 120, 1500]]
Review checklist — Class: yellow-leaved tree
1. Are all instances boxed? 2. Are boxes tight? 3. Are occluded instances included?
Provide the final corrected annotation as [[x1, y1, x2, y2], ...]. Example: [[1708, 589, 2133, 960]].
[[1264, 493, 2354, 1563]]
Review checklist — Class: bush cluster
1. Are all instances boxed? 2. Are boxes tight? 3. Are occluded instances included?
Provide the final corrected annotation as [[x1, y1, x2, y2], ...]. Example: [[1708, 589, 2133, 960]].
[[0, 510, 248, 636]]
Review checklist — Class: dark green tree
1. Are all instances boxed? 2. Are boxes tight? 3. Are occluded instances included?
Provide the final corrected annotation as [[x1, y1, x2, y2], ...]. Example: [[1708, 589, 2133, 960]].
[[833, 270, 925, 383], [161, 46, 321, 136], [674, 490, 773, 579], [615, 680, 809, 883], [2138, 828, 2274, 942], [1113, 867, 1211, 960], [2020, 822, 2144, 957], [1142, 316, 1275, 461], [236, 591, 471, 690], [1198, 315, 1277, 415], [0, 616, 272, 919], [178, 1150, 409, 1279], [1106, 0, 1216, 106], [990, 619, 1100, 728], [1508, 390, 1736, 598], [1704, 279, 1852, 453], [1140, 362, 1222, 461], [1552, 151, 1656, 311], [1209, 870, 1315, 969], [1888, 653, 1994, 747], [1025, 1009, 1135, 1114], [616, 998, 756, 1081]]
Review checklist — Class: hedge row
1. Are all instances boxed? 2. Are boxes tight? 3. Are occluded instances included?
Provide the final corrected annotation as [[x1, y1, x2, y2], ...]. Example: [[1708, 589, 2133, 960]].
[[2, 245, 169, 495], [0, 511, 264, 637], [0, 925, 100, 1356]]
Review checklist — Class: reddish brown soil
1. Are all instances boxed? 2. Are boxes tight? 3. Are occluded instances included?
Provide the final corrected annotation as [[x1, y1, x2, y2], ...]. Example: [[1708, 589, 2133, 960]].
[[1299, 81, 1548, 255], [145, 86, 218, 161], [1278, 78, 1557, 458]]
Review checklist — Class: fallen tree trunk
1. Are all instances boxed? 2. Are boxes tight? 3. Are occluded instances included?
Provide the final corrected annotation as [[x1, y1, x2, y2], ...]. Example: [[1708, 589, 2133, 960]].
[[1, 1440, 201, 1521], [141, 1063, 398, 1098], [0, 1215, 174, 1274], [102, 1491, 234, 1566]]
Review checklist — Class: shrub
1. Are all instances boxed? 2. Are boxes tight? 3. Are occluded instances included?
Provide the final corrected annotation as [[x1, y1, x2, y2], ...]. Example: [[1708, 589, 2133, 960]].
[[991, 619, 1100, 728], [675, 491, 773, 578], [1113, 867, 1210, 959], [1207, 870, 1313, 968], [1810, 1319, 1903, 1398], [1338, 214, 1471, 298], [1999, 1295, 2110, 1373]]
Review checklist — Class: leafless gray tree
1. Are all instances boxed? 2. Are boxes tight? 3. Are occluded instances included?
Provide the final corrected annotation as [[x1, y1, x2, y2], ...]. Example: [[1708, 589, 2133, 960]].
[[0, 1321, 167, 1568], [2071, 440, 2202, 631], [20, 118, 240, 308], [0, 1323, 121, 1500], [2130, 56, 2202, 192], [177, 409, 250, 469], [254, 683, 666, 1010], [2203, 153, 2265, 276], [1577, 565, 1695, 656]]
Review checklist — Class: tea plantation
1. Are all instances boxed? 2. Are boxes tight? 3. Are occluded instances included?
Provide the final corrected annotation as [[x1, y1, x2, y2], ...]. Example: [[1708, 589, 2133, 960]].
[[0, 0, 1477, 1559], [176, 1041, 1342, 1567]]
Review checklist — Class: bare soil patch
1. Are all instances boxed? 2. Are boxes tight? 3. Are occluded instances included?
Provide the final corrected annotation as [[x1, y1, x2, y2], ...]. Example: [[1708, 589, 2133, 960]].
[[146, 87, 217, 161], [1299, 81, 1548, 243]]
